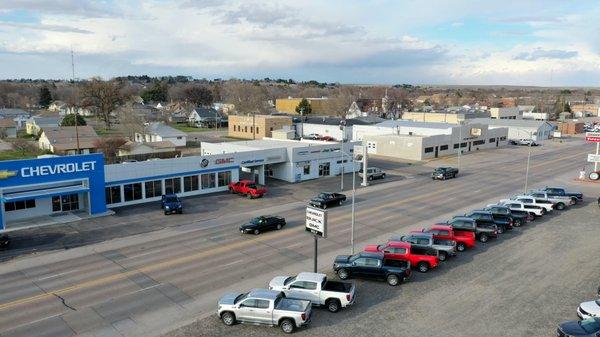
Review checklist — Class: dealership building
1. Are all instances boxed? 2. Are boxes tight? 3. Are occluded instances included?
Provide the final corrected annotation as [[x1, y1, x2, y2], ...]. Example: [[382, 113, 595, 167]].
[[0, 138, 359, 231]]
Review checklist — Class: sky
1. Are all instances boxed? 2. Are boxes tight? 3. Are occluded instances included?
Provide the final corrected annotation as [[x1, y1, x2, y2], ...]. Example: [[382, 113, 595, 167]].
[[0, 0, 599, 86]]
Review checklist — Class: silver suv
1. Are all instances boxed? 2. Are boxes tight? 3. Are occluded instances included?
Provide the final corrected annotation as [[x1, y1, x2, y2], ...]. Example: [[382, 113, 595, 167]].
[[359, 167, 386, 181]]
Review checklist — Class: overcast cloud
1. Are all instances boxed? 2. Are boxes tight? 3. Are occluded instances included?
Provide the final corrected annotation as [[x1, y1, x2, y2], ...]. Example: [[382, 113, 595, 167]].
[[0, 0, 598, 85]]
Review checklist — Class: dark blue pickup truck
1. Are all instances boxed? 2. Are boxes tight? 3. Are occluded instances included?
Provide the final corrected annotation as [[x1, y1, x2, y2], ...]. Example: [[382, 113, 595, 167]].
[[333, 251, 411, 286], [161, 194, 183, 215]]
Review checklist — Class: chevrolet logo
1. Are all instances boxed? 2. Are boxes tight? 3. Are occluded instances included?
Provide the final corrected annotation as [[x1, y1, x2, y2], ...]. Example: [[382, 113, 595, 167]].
[[0, 170, 17, 179]]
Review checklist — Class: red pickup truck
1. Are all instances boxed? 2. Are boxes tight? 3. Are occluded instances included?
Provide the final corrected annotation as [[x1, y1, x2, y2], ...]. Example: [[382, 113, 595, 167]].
[[364, 241, 439, 273], [422, 224, 476, 252], [228, 180, 267, 199]]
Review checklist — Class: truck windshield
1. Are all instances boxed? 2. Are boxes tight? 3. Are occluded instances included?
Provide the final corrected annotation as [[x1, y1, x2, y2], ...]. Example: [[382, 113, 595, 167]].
[[164, 197, 178, 203], [234, 293, 248, 304], [284, 276, 296, 285]]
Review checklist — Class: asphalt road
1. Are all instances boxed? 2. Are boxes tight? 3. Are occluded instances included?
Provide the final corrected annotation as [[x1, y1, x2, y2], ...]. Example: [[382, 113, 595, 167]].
[[0, 138, 597, 337]]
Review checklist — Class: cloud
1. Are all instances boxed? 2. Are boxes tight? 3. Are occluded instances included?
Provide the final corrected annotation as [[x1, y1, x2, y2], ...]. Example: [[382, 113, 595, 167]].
[[494, 15, 562, 24], [0, 21, 92, 34], [0, 0, 116, 17], [514, 48, 578, 61]]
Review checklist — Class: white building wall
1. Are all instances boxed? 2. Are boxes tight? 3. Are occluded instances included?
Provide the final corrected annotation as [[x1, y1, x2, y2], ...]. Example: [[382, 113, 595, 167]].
[[300, 123, 352, 141]]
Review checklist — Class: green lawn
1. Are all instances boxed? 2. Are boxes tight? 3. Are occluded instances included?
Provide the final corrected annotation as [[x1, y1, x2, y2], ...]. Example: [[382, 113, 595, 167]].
[[0, 150, 39, 161], [94, 128, 125, 136], [169, 124, 215, 133]]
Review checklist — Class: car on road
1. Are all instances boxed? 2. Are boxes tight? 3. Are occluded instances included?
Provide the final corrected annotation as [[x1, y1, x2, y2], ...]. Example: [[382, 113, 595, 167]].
[[511, 196, 554, 214], [240, 216, 286, 235], [463, 210, 513, 234], [0, 234, 10, 249], [540, 186, 583, 204], [364, 240, 439, 273], [578, 298, 600, 320], [422, 224, 476, 252], [309, 192, 346, 209], [333, 251, 411, 286], [228, 180, 267, 199], [498, 200, 545, 217], [391, 232, 456, 261], [447, 216, 498, 243], [359, 167, 386, 181], [305, 134, 320, 140], [319, 135, 335, 141], [529, 191, 574, 209], [483, 204, 530, 227], [217, 289, 312, 334], [432, 167, 458, 180], [517, 139, 539, 146], [556, 317, 600, 337], [268, 272, 355, 313], [161, 194, 182, 215]]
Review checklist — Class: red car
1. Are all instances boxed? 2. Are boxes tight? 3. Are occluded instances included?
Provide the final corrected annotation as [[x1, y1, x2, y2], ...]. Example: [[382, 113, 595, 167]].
[[364, 241, 439, 273], [422, 224, 476, 252], [228, 180, 267, 199], [319, 135, 335, 141]]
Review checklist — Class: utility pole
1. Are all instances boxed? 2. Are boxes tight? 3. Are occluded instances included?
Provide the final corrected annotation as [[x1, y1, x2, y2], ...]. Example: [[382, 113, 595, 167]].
[[71, 47, 80, 154]]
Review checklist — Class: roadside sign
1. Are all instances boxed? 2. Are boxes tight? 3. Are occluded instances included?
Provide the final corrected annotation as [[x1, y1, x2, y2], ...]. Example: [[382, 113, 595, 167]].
[[306, 206, 327, 238], [585, 132, 600, 142], [588, 154, 600, 163]]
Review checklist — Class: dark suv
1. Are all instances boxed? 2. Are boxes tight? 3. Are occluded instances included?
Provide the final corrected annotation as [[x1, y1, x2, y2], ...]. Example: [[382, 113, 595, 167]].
[[483, 205, 529, 227], [447, 216, 498, 243], [464, 210, 512, 234], [161, 194, 183, 215]]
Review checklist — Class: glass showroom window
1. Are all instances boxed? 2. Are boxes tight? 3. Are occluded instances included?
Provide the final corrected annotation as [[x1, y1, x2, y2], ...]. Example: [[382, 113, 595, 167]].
[[164, 178, 181, 194], [124, 183, 143, 201], [105, 186, 121, 204], [184, 175, 199, 192], [218, 171, 232, 186], [201, 173, 216, 189], [145, 180, 162, 198], [4, 199, 35, 212]]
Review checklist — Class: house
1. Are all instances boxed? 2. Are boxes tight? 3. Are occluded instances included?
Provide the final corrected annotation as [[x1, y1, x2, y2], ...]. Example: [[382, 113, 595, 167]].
[[569, 102, 600, 117], [117, 140, 177, 157], [188, 107, 227, 127], [25, 116, 62, 135], [38, 126, 100, 155], [48, 101, 67, 114], [489, 107, 521, 119], [65, 106, 93, 117], [228, 115, 293, 140], [168, 109, 189, 124], [155, 102, 168, 110], [0, 108, 30, 128], [0, 119, 17, 138], [468, 118, 555, 141], [347, 99, 381, 119], [134, 122, 187, 147], [213, 102, 235, 114]]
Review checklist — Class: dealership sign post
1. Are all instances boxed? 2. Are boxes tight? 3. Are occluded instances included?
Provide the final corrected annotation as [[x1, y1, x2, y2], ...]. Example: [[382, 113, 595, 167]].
[[586, 132, 600, 171], [306, 206, 327, 272]]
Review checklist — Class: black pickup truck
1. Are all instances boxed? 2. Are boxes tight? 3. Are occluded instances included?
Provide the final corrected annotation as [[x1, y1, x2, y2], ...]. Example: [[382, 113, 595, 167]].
[[540, 187, 583, 204], [483, 205, 530, 227], [309, 192, 347, 209], [464, 210, 512, 234], [447, 216, 498, 243], [432, 167, 459, 180], [333, 251, 411, 286]]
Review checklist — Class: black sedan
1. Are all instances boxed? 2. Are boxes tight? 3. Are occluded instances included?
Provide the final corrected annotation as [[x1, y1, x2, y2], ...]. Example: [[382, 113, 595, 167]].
[[557, 317, 600, 337], [240, 216, 286, 235], [0, 234, 10, 249], [309, 192, 347, 209]]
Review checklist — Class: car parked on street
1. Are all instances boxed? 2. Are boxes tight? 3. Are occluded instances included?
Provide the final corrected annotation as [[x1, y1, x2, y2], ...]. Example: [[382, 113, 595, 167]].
[[541, 186, 583, 204], [268, 272, 355, 313], [463, 210, 513, 234], [358, 167, 386, 181], [446, 216, 498, 243], [483, 204, 530, 227], [422, 224, 476, 252], [0, 234, 10, 249], [363, 240, 439, 273], [498, 200, 545, 217], [432, 167, 459, 180], [517, 139, 539, 146], [333, 251, 411, 286], [309, 192, 346, 209], [161, 194, 182, 215], [391, 232, 456, 261], [578, 298, 600, 320], [556, 317, 600, 337], [240, 216, 286, 235], [228, 180, 267, 199], [217, 289, 312, 334]]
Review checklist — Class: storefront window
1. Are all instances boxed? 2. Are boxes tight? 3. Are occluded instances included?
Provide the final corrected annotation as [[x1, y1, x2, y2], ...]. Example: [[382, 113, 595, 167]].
[[164, 178, 181, 194], [144, 180, 162, 198], [201, 173, 216, 189], [4, 199, 36, 212], [52, 194, 79, 212], [105, 186, 122, 204], [218, 171, 232, 186], [303, 164, 310, 175], [124, 183, 143, 201], [184, 175, 199, 192], [318, 163, 330, 176]]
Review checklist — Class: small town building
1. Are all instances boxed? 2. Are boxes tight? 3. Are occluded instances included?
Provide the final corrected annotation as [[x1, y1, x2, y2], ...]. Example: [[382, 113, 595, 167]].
[[38, 126, 100, 155], [188, 107, 226, 128], [117, 140, 177, 157], [0, 119, 17, 138], [134, 122, 187, 147], [468, 118, 554, 141], [489, 107, 521, 119], [401, 110, 490, 124], [297, 116, 378, 141], [26, 116, 62, 135], [275, 97, 332, 115], [569, 102, 600, 117], [228, 114, 293, 140], [0, 108, 31, 128]]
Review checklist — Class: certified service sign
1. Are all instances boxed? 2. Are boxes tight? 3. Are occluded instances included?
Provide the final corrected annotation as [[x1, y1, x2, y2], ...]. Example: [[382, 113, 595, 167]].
[[306, 206, 327, 238]]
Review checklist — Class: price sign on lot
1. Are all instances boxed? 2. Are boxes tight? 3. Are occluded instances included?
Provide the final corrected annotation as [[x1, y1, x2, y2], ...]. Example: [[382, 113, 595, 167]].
[[585, 132, 600, 142], [588, 154, 600, 163], [306, 206, 327, 238]]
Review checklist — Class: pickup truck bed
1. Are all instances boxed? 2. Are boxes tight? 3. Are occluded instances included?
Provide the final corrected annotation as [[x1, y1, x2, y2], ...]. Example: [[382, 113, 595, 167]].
[[322, 281, 352, 293]]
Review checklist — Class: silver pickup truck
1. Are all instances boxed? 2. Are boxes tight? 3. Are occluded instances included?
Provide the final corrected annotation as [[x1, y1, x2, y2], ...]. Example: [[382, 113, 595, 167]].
[[528, 191, 573, 210], [391, 232, 456, 261], [269, 272, 355, 313], [217, 289, 312, 334]]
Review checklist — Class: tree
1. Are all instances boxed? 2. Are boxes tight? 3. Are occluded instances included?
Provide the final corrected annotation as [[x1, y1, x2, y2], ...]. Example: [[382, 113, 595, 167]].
[[117, 105, 146, 140], [38, 86, 52, 108], [94, 137, 127, 160], [183, 85, 213, 107], [80, 78, 123, 129], [563, 102, 572, 113], [60, 113, 87, 126], [222, 80, 269, 114], [12, 139, 39, 156], [295, 98, 312, 115], [140, 81, 168, 103]]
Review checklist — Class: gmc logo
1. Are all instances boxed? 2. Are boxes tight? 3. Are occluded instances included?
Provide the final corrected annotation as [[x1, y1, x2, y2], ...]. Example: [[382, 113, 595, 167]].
[[215, 158, 234, 165]]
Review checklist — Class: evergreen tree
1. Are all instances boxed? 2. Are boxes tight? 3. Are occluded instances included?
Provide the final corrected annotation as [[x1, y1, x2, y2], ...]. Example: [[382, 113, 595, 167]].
[[38, 87, 52, 108], [60, 113, 87, 127], [295, 98, 312, 115]]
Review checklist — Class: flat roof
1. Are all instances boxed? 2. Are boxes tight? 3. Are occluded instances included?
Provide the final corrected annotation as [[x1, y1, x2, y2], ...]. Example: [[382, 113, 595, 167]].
[[374, 120, 456, 129], [220, 138, 339, 150], [468, 118, 550, 127]]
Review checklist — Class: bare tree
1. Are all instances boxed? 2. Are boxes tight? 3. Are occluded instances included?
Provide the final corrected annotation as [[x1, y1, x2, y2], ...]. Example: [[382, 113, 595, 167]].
[[80, 78, 123, 129], [183, 84, 214, 107], [325, 88, 355, 118], [117, 105, 146, 140], [12, 139, 39, 156], [94, 137, 127, 160], [223, 80, 269, 114]]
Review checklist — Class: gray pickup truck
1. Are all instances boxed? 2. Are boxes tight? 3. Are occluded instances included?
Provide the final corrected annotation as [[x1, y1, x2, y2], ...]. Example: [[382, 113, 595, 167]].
[[217, 289, 312, 334], [391, 232, 457, 261]]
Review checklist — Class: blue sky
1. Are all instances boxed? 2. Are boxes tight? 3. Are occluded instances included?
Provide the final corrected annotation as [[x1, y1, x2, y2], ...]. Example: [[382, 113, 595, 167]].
[[0, 0, 599, 86]]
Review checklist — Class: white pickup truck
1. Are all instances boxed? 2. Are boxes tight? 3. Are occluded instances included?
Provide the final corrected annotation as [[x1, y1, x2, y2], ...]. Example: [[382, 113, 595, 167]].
[[269, 272, 355, 313], [498, 199, 545, 217], [511, 195, 555, 213], [528, 191, 573, 210]]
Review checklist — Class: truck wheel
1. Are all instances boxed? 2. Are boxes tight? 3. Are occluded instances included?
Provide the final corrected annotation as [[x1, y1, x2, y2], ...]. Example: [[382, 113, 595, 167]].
[[456, 242, 466, 252], [246, 193, 252, 199], [229, 188, 234, 194], [417, 262, 429, 273], [438, 252, 447, 261], [452, 173, 456, 178], [276, 224, 282, 230], [387, 274, 400, 286], [326, 299, 341, 313], [322, 204, 327, 209], [540, 208, 546, 215], [571, 197, 578, 205], [513, 219, 522, 227], [280, 319, 295, 334], [381, 173, 386, 179], [221, 312, 236, 326], [337, 268, 349, 280], [253, 229, 260, 235], [556, 202, 565, 210], [338, 200, 343, 206], [497, 226, 504, 234], [479, 234, 489, 243]]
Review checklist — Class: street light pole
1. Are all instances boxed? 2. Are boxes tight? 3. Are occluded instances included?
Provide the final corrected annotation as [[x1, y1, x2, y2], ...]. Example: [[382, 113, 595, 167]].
[[351, 163, 355, 254], [524, 140, 532, 193]]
